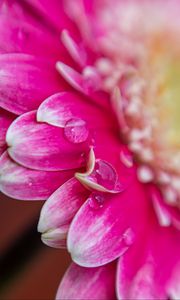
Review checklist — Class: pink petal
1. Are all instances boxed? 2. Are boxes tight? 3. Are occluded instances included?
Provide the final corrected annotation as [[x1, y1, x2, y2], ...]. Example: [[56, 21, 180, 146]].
[[0, 108, 15, 156], [7, 111, 90, 171], [37, 92, 109, 128], [24, 0, 73, 33], [167, 262, 180, 299], [67, 179, 148, 267], [56, 62, 111, 112], [56, 262, 117, 300], [117, 225, 180, 300], [61, 30, 87, 67], [0, 54, 62, 115], [56, 62, 101, 94], [40, 225, 69, 249], [0, 151, 73, 200], [38, 178, 90, 248], [150, 185, 180, 230], [0, 8, 63, 59]]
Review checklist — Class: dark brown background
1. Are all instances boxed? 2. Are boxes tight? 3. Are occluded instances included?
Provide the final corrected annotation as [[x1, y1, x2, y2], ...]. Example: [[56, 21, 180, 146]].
[[0, 194, 70, 300]]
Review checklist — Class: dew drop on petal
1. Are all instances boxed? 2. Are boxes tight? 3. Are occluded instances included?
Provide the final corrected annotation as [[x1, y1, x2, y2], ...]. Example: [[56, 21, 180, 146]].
[[89, 160, 118, 190], [88, 192, 105, 210], [64, 118, 89, 143]]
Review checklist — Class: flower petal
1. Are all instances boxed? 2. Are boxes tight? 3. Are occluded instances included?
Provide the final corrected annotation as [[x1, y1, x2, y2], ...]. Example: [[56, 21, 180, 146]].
[[56, 62, 101, 94], [0, 54, 62, 115], [24, 0, 73, 33], [40, 225, 69, 249], [0, 7, 63, 59], [38, 178, 90, 248], [67, 179, 148, 267], [0, 151, 73, 200], [7, 111, 90, 171], [116, 226, 180, 300], [61, 30, 87, 67], [0, 108, 15, 156], [56, 262, 116, 300], [167, 262, 180, 300], [37, 92, 109, 128]]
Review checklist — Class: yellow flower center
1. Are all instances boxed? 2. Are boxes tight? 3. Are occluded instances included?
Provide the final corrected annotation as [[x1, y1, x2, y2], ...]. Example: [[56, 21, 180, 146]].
[[147, 35, 180, 150]]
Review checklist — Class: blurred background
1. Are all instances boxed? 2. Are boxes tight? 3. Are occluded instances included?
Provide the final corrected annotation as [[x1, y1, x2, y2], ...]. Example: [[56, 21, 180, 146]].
[[0, 194, 70, 300]]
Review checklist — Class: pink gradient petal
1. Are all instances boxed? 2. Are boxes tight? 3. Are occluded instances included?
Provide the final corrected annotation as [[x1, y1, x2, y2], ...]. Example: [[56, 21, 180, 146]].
[[37, 92, 109, 128], [56, 61, 111, 112], [24, 0, 73, 33], [56, 62, 101, 94], [167, 262, 180, 299], [0, 54, 62, 115], [0, 151, 73, 200], [6, 111, 90, 171], [0, 108, 15, 155], [67, 179, 149, 267], [61, 30, 87, 67], [56, 262, 117, 300], [38, 178, 90, 248], [0, 8, 63, 59], [40, 225, 69, 249], [117, 225, 180, 300]]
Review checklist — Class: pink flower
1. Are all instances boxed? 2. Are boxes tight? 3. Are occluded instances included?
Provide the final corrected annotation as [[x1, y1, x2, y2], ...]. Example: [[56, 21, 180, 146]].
[[0, 0, 180, 299]]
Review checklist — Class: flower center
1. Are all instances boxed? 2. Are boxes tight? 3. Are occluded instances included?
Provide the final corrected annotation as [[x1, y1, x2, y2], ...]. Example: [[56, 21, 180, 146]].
[[154, 56, 180, 148], [125, 34, 180, 206], [94, 2, 180, 206], [142, 30, 180, 145]]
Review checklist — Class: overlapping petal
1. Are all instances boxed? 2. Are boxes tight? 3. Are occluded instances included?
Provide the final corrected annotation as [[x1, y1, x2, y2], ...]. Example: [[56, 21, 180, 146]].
[[38, 178, 90, 247], [0, 1, 180, 300], [68, 179, 149, 267], [117, 225, 180, 300], [6, 111, 90, 171], [37, 92, 110, 128], [0, 151, 73, 200], [0, 7, 63, 58], [0, 108, 15, 155], [0, 54, 62, 115], [56, 262, 116, 300]]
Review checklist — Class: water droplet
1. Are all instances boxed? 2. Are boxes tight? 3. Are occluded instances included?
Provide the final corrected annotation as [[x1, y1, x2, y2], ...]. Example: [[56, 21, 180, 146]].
[[89, 160, 118, 190], [88, 193, 105, 210], [64, 118, 89, 144], [122, 228, 135, 246]]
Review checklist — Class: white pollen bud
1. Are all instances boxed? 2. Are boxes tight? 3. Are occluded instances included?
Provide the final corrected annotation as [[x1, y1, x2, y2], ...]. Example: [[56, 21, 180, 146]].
[[95, 58, 113, 75], [163, 187, 177, 205], [129, 127, 152, 141], [129, 141, 142, 152], [158, 172, 171, 184], [137, 165, 154, 183], [125, 100, 141, 116], [141, 148, 154, 162], [171, 177, 180, 191]]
